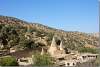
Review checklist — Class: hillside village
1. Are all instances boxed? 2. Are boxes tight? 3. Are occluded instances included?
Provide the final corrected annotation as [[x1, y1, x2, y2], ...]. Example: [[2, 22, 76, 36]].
[[0, 15, 99, 66]]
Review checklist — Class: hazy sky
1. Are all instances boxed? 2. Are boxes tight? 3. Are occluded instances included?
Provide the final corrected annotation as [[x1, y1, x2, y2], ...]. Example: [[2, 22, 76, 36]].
[[0, 0, 99, 33]]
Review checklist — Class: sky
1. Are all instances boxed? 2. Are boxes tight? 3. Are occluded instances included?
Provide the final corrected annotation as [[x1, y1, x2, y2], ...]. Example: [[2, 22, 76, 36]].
[[0, 0, 99, 33]]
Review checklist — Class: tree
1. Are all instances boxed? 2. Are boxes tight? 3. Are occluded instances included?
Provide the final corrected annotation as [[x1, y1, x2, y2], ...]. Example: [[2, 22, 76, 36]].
[[0, 33, 8, 46], [19, 35, 35, 49]]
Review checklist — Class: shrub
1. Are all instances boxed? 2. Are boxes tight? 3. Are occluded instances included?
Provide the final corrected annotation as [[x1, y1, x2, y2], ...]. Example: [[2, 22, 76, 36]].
[[0, 56, 18, 66], [19, 38, 35, 49], [33, 53, 53, 66], [78, 47, 98, 54]]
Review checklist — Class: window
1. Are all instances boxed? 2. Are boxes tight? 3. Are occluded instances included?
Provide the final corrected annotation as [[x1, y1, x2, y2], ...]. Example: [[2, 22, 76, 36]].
[[73, 63, 75, 65], [96, 56, 97, 58], [58, 58, 64, 60], [82, 56, 86, 59], [20, 59, 28, 62], [67, 63, 70, 66]]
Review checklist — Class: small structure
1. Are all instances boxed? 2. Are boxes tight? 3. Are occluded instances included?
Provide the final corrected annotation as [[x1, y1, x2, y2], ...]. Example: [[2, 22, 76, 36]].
[[57, 53, 98, 67], [10, 48, 16, 53], [77, 53, 98, 63], [18, 57, 33, 66], [10, 49, 34, 66]]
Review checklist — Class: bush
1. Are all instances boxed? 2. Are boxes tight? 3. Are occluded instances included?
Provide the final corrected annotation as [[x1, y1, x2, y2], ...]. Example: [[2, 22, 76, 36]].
[[19, 38, 35, 49], [0, 56, 18, 66], [78, 47, 98, 54], [33, 53, 53, 66]]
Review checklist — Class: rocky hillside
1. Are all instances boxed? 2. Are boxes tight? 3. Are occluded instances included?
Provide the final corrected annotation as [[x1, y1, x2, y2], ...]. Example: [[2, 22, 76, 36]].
[[0, 15, 99, 51]]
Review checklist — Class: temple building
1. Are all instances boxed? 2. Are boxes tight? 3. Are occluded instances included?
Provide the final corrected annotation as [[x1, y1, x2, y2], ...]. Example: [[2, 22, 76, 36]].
[[48, 36, 98, 67]]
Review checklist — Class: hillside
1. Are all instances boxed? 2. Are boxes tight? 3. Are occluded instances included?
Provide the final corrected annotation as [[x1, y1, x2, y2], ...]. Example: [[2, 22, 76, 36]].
[[0, 15, 99, 51], [89, 33, 99, 38]]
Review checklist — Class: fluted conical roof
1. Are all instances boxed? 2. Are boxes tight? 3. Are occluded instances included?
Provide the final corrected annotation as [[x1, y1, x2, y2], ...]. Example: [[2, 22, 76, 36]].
[[60, 41, 64, 50], [51, 36, 57, 47]]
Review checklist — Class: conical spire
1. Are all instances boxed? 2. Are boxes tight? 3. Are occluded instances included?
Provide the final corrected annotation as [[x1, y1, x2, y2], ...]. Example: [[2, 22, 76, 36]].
[[48, 36, 57, 56], [41, 48, 45, 55], [60, 41, 64, 50], [51, 36, 57, 47]]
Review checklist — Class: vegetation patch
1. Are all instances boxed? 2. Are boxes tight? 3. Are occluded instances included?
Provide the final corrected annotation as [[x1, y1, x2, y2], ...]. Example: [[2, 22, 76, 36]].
[[33, 53, 53, 66], [0, 56, 18, 66], [78, 47, 98, 54]]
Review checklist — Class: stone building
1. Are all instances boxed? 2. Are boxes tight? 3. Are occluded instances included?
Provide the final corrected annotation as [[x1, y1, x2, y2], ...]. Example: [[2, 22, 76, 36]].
[[48, 36, 98, 67], [48, 36, 66, 57]]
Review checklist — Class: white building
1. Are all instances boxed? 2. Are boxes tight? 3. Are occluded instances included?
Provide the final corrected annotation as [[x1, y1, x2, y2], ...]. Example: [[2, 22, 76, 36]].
[[18, 57, 33, 66]]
